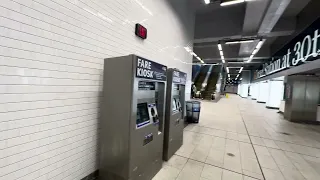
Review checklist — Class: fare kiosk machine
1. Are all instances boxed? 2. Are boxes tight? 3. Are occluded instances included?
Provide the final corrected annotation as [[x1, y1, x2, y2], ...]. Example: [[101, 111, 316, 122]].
[[163, 69, 186, 161], [99, 55, 167, 180]]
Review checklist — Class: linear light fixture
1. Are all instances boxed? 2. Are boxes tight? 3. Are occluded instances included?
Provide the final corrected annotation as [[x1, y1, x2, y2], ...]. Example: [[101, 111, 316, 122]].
[[239, 67, 244, 73], [218, 43, 225, 64], [184, 46, 204, 63], [226, 67, 230, 73], [252, 49, 258, 55], [247, 40, 264, 63], [184, 47, 191, 52], [221, 0, 254, 6], [225, 40, 254, 45], [204, 0, 210, 4], [256, 40, 264, 49], [221, 0, 244, 6]]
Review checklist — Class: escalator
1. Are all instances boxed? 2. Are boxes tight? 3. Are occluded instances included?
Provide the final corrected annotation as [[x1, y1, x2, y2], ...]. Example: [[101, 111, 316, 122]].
[[193, 65, 210, 91], [202, 66, 221, 100]]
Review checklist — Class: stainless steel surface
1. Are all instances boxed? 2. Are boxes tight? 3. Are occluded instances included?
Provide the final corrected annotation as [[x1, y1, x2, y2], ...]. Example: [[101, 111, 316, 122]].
[[163, 69, 186, 161], [284, 75, 320, 123], [99, 55, 166, 180]]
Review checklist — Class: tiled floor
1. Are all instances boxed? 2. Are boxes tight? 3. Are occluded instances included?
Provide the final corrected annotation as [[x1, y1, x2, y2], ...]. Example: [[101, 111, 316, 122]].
[[153, 95, 320, 180]]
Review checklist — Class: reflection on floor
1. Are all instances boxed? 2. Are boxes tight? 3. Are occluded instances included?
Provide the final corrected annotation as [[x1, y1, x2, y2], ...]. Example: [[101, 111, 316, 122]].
[[153, 94, 320, 180]]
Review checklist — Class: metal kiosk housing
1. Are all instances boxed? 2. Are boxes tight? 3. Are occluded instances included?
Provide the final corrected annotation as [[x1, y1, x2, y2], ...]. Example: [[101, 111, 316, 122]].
[[163, 69, 186, 161], [99, 55, 167, 180]]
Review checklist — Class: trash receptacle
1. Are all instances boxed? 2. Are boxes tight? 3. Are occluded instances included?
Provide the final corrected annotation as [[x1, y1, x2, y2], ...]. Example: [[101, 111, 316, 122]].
[[186, 101, 201, 123]]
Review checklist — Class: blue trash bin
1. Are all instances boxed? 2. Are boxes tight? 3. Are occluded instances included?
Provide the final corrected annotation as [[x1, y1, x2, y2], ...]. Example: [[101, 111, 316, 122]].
[[186, 101, 201, 123]]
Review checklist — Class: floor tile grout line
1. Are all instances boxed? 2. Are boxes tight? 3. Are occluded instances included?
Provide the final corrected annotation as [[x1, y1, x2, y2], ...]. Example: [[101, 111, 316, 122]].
[[239, 113, 320, 150], [174, 154, 261, 180], [173, 154, 190, 180], [239, 108, 266, 180], [198, 120, 320, 150], [240, 99, 313, 180], [244, 126, 320, 150], [202, 133, 216, 179], [192, 124, 249, 135], [264, 145, 308, 180], [185, 129, 254, 145], [185, 128, 320, 158]]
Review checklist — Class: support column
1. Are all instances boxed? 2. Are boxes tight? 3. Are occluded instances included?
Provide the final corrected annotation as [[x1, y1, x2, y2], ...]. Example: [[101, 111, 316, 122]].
[[284, 75, 320, 123]]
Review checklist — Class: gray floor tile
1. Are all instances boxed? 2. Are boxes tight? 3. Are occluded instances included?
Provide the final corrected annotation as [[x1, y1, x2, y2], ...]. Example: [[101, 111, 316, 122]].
[[201, 164, 223, 180], [165, 155, 188, 170], [152, 96, 320, 180]]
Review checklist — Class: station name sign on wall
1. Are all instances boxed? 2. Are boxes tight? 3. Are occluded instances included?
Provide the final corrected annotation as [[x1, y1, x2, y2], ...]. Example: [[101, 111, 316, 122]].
[[257, 18, 320, 78], [136, 56, 167, 81]]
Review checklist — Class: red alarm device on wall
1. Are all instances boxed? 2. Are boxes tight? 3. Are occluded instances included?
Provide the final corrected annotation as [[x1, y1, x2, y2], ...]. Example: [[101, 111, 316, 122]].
[[135, 23, 147, 39]]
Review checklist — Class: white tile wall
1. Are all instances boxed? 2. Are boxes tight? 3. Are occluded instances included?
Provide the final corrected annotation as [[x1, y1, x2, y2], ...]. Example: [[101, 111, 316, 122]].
[[0, 0, 195, 179]]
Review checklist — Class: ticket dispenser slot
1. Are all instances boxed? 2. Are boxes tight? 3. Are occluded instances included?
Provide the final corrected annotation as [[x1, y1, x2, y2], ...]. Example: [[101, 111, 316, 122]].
[[163, 69, 186, 161], [99, 55, 167, 180]]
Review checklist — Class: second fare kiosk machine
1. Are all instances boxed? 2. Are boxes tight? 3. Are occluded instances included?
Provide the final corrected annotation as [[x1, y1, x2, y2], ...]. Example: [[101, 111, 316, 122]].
[[99, 55, 167, 180], [163, 69, 186, 161]]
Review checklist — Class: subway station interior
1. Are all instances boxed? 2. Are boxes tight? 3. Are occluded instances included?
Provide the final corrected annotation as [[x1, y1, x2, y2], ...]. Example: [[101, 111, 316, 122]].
[[0, 0, 319, 180]]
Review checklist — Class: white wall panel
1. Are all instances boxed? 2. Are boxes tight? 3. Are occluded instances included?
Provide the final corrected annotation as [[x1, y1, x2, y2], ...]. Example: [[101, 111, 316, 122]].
[[239, 84, 249, 98], [251, 83, 258, 100], [257, 81, 269, 103], [0, 0, 195, 179], [266, 80, 284, 108]]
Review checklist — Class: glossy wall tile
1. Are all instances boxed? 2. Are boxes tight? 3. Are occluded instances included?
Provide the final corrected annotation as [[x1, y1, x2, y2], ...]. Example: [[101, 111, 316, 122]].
[[0, 0, 195, 179]]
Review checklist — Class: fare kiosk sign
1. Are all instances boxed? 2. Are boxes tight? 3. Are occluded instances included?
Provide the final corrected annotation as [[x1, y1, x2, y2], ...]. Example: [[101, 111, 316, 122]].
[[136, 56, 167, 81], [172, 70, 187, 85]]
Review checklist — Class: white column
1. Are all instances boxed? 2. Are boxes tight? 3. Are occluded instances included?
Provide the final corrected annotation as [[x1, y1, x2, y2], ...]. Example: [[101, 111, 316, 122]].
[[238, 84, 241, 95], [240, 84, 249, 98], [266, 79, 284, 108], [253, 83, 259, 100], [251, 84, 255, 99], [257, 81, 269, 103]]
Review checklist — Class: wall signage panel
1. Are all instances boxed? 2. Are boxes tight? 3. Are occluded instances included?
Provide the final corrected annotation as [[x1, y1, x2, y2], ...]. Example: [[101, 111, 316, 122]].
[[257, 18, 320, 78], [136, 56, 167, 81], [172, 70, 187, 84]]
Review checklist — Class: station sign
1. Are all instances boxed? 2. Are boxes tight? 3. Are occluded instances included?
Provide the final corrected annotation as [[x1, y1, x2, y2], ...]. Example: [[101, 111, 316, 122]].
[[257, 18, 320, 78], [136, 56, 167, 81]]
